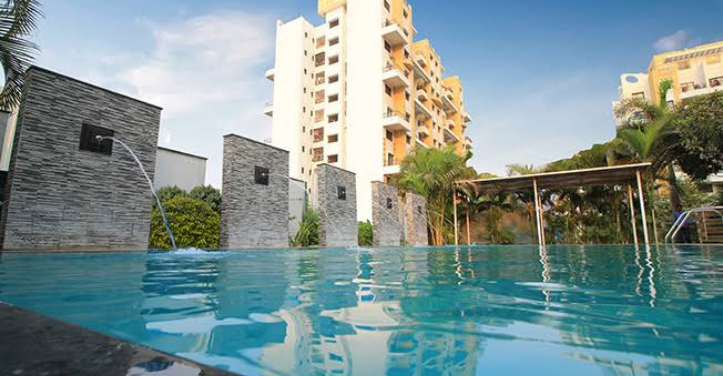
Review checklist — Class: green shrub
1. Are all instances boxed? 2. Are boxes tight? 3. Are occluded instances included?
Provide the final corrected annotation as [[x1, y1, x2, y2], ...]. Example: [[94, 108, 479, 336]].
[[189, 185, 222, 213], [358, 221, 373, 246], [155, 186, 187, 209], [290, 208, 319, 247], [149, 197, 220, 250]]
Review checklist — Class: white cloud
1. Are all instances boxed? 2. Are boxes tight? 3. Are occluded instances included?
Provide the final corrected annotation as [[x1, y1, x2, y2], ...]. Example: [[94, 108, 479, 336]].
[[122, 11, 273, 118], [653, 30, 693, 52]]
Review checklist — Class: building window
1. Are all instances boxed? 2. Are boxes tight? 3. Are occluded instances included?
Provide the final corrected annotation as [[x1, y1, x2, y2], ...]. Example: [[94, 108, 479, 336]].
[[328, 154, 339, 163], [387, 153, 394, 166], [303, 106, 306, 113], [406, 134, 411, 144], [386, 130, 393, 141], [304, 87, 307, 93], [384, 41, 391, 52], [304, 50, 308, 56], [329, 94, 339, 102], [304, 68, 307, 75], [329, 37, 339, 46], [329, 19, 339, 28], [328, 134, 338, 143], [302, 167, 305, 174], [329, 75, 339, 83], [337, 185, 346, 200], [384, 1, 390, 11], [312, 148, 324, 162], [305, 32, 308, 38], [385, 85, 392, 96], [405, 91, 410, 100], [329, 55, 339, 65], [302, 146, 305, 152], [313, 128, 324, 142], [403, 9, 409, 19], [386, 197, 393, 209], [328, 114, 339, 123]]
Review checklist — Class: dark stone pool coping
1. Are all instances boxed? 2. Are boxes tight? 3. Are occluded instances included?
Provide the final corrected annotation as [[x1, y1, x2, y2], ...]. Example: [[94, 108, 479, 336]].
[[0, 302, 244, 376]]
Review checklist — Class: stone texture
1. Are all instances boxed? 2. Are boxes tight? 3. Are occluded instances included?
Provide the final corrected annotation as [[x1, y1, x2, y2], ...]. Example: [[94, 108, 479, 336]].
[[315, 164, 357, 247], [405, 192, 429, 246], [0, 303, 241, 376], [221, 134, 289, 249], [372, 182, 402, 247], [0, 67, 161, 251]]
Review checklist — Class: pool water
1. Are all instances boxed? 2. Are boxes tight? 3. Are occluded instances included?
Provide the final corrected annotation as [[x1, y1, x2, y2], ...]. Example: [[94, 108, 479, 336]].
[[1, 245, 722, 376]]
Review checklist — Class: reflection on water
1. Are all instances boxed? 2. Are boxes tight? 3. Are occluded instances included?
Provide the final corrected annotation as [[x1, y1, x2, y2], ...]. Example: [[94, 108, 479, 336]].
[[1, 245, 722, 376]]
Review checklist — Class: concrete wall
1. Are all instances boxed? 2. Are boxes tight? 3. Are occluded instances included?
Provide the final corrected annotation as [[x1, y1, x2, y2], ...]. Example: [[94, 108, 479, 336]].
[[404, 192, 428, 246], [0, 67, 161, 251], [315, 164, 357, 247], [153, 147, 207, 191], [289, 178, 307, 236], [220, 134, 289, 249], [371, 182, 401, 246]]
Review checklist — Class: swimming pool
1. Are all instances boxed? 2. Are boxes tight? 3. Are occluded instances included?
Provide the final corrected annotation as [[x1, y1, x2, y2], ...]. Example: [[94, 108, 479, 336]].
[[1, 245, 721, 375]]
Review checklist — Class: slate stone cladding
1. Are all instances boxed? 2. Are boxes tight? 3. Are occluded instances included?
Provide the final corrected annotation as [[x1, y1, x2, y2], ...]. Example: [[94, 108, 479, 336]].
[[372, 182, 402, 247], [405, 192, 428, 246], [220, 134, 289, 249], [0, 67, 161, 251], [315, 164, 357, 247]]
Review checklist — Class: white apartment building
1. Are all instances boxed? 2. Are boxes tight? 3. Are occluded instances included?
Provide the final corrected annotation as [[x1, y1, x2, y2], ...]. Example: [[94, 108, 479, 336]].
[[266, 0, 472, 220]]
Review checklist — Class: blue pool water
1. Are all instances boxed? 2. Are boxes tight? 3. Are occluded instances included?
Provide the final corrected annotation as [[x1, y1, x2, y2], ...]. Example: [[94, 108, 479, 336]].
[[1, 245, 722, 376]]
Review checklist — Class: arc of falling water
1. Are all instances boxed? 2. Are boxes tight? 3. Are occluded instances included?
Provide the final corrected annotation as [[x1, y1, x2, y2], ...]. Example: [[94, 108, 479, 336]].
[[96, 136, 178, 251]]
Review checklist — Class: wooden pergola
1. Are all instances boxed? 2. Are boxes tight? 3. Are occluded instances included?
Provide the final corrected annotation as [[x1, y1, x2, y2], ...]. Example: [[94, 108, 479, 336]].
[[454, 163, 653, 246]]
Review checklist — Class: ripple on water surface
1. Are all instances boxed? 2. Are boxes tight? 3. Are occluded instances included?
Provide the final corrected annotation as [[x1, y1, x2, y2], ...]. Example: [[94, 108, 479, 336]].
[[1, 245, 722, 376]]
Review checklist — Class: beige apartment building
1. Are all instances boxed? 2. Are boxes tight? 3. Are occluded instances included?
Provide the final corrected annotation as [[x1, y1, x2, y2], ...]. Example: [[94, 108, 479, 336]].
[[265, 0, 473, 220], [614, 40, 723, 126]]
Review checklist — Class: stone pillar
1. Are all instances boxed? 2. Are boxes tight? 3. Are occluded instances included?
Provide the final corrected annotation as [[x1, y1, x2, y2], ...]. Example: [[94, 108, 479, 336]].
[[0, 67, 161, 251], [315, 164, 357, 247], [220, 134, 289, 249], [372, 182, 402, 247], [405, 193, 428, 246]]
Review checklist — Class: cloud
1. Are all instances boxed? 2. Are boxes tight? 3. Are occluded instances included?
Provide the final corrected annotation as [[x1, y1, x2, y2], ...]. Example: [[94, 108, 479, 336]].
[[122, 11, 273, 118], [653, 30, 694, 52]]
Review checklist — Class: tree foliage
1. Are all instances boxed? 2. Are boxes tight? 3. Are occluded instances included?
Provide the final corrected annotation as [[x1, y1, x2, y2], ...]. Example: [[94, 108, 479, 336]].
[[392, 146, 474, 245], [290, 207, 319, 248], [0, 0, 42, 110], [358, 220, 373, 246], [149, 197, 220, 250], [673, 91, 723, 180], [188, 185, 222, 213]]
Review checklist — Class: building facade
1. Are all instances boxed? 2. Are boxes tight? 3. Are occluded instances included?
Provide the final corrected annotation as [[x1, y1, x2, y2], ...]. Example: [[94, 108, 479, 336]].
[[613, 41, 723, 127], [152, 147, 207, 191], [266, 0, 473, 220]]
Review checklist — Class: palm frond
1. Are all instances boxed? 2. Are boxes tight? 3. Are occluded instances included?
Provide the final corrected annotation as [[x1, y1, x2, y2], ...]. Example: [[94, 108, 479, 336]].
[[0, 0, 42, 110]]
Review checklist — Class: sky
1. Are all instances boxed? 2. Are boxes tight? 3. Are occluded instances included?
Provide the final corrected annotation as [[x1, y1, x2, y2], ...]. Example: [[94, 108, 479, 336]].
[[32, 0, 723, 187]]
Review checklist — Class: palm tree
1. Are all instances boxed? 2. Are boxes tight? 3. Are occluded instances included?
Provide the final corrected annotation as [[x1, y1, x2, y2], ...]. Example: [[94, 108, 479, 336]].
[[0, 0, 42, 110], [393, 146, 473, 245], [613, 79, 682, 210]]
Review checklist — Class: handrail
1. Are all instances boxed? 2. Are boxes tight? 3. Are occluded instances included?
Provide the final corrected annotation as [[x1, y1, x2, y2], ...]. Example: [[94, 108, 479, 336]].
[[665, 206, 723, 243]]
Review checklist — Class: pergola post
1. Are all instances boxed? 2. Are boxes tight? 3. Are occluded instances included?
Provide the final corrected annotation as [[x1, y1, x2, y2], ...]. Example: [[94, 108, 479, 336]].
[[627, 184, 639, 246], [453, 188, 459, 247], [533, 178, 544, 246], [466, 211, 471, 245], [636, 171, 650, 245]]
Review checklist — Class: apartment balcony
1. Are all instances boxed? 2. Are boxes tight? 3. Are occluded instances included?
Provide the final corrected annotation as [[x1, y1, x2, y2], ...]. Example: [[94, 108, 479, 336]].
[[417, 123, 430, 137], [442, 94, 458, 114], [382, 20, 407, 47], [382, 110, 411, 132], [462, 111, 472, 123], [383, 164, 401, 175], [416, 88, 429, 102], [383, 62, 410, 88], [446, 119, 456, 130], [431, 93, 443, 107], [413, 59, 431, 85], [444, 127, 460, 144], [265, 68, 275, 81], [415, 137, 428, 149], [263, 102, 273, 117], [414, 52, 427, 68], [680, 85, 719, 100], [414, 98, 432, 120]]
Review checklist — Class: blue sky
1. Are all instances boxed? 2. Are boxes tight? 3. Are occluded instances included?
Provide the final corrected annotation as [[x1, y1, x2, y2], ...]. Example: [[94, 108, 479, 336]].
[[33, 0, 723, 187]]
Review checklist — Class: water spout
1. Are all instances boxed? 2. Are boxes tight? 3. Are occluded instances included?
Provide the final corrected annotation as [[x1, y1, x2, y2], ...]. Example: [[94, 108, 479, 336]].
[[96, 136, 178, 251]]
